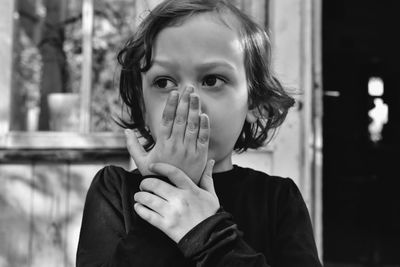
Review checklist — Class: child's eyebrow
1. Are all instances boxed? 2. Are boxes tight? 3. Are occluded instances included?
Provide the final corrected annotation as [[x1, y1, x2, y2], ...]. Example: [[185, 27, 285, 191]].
[[152, 59, 237, 72]]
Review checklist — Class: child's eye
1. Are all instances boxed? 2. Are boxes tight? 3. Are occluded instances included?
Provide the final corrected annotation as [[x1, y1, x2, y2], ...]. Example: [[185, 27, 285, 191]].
[[154, 78, 177, 89], [202, 75, 225, 88]]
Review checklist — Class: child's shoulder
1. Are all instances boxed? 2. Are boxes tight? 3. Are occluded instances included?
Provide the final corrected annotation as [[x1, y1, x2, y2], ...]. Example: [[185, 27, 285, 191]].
[[88, 165, 141, 193], [234, 165, 301, 199], [235, 164, 293, 184]]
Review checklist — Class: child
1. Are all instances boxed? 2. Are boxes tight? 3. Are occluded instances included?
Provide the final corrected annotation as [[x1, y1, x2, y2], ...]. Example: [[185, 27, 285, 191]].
[[77, 0, 322, 266]]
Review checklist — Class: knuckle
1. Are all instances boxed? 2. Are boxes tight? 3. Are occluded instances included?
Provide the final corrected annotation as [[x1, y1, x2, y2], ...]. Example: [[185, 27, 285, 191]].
[[173, 168, 182, 178], [162, 112, 174, 125], [143, 195, 153, 205], [164, 217, 176, 230], [186, 121, 198, 132], [141, 178, 158, 190], [191, 187, 201, 197], [136, 203, 149, 218], [149, 178, 160, 188], [166, 171, 176, 181], [175, 115, 186, 125], [176, 196, 190, 210], [200, 117, 209, 129], [190, 95, 199, 109], [165, 168, 179, 178], [136, 192, 148, 202], [198, 134, 209, 144], [162, 115, 173, 125], [170, 209, 182, 222], [142, 210, 152, 222]]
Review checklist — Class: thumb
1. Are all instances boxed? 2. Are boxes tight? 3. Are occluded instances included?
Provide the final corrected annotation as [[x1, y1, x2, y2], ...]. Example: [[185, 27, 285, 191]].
[[199, 159, 216, 194], [125, 129, 147, 167]]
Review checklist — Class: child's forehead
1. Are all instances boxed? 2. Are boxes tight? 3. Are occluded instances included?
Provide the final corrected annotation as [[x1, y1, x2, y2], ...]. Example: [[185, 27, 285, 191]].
[[158, 10, 242, 40], [155, 12, 243, 48], [137, 9, 247, 72], [153, 12, 244, 61], [183, 10, 239, 27]]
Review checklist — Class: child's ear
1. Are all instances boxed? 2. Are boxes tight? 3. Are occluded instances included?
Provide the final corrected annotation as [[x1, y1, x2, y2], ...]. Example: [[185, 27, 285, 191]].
[[246, 106, 269, 123]]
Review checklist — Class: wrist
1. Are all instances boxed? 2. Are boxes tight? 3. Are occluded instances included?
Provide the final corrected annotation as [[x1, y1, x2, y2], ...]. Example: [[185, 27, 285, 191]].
[[177, 208, 232, 258]]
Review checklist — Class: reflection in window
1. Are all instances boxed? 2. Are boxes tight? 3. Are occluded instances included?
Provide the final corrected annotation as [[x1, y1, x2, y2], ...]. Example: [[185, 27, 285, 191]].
[[368, 77, 384, 97], [368, 98, 388, 143], [367, 77, 388, 143]]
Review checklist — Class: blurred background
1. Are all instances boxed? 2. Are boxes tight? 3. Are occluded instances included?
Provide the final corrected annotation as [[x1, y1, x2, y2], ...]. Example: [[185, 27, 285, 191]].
[[0, 0, 399, 266]]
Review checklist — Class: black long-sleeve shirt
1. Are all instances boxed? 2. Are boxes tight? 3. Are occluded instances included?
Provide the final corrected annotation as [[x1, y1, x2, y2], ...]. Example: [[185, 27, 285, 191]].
[[76, 165, 322, 267]]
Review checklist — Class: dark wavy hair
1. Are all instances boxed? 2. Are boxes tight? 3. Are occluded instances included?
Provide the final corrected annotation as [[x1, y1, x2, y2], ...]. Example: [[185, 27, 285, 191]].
[[117, 0, 295, 152]]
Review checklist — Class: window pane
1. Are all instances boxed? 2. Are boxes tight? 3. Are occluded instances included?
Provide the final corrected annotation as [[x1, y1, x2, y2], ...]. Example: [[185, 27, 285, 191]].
[[12, 0, 43, 131], [90, 0, 136, 132], [12, 0, 82, 132]]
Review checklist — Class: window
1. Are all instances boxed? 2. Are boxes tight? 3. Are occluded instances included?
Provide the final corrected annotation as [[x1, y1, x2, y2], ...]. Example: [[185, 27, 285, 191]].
[[12, 0, 138, 133], [0, 0, 145, 154]]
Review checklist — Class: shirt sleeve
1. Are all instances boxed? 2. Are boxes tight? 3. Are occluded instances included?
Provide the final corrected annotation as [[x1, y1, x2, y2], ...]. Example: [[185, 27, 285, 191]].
[[178, 207, 272, 267], [176, 178, 322, 267], [76, 166, 186, 267]]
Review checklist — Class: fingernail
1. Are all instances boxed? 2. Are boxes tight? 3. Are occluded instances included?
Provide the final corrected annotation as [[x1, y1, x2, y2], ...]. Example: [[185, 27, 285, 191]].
[[186, 86, 194, 93], [200, 114, 209, 128], [170, 90, 179, 98], [124, 129, 131, 135]]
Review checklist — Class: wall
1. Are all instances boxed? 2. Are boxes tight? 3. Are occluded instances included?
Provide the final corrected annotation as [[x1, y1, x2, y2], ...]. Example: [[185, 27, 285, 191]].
[[0, 159, 129, 266]]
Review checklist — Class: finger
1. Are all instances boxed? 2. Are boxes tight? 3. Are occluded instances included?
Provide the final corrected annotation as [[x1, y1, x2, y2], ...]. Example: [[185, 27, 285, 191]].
[[197, 113, 210, 152], [140, 177, 177, 200], [134, 202, 163, 228], [125, 129, 147, 165], [184, 93, 200, 148], [134, 191, 168, 216], [149, 163, 197, 191], [199, 159, 216, 195], [160, 91, 179, 139], [171, 86, 193, 142]]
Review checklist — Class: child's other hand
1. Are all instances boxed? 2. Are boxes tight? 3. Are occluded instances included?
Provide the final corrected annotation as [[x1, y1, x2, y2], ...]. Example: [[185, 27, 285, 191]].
[[125, 87, 209, 184], [133, 160, 219, 243]]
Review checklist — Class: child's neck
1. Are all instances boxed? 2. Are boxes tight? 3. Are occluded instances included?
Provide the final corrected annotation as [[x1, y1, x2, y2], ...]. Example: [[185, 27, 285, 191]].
[[213, 155, 233, 174]]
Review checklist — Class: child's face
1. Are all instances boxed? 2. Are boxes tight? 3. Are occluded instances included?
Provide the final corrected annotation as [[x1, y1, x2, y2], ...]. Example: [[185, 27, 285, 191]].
[[141, 12, 253, 172]]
